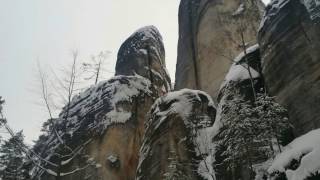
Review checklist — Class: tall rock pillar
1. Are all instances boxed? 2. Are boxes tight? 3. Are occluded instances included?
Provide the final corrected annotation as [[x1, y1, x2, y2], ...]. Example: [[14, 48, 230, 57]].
[[175, 0, 264, 99]]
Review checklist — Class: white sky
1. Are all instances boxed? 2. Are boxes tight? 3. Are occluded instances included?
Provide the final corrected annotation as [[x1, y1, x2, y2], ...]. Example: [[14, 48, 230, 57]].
[[0, 0, 270, 144]]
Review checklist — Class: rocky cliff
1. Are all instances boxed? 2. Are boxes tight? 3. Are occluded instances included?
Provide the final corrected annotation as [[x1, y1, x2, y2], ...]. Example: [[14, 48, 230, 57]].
[[29, 0, 320, 179], [258, 0, 320, 136], [175, 0, 264, 99], [32, 25, 220, 180]]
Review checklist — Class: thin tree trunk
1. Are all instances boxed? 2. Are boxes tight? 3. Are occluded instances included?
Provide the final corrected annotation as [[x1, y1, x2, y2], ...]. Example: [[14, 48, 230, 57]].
[[276, 137, 282, 153], [240, 24, 256, 102], [95, 60, 101, 85]]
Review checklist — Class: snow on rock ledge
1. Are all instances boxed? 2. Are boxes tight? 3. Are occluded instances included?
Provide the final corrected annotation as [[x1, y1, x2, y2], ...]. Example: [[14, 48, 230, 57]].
[[268, 128, 320, 180], [220, 44, 260, 90], [60, 75, 153, 136]]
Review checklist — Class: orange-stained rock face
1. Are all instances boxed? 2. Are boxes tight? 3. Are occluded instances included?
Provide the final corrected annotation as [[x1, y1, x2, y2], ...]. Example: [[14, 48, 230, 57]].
[[83, 96, 154, 180]]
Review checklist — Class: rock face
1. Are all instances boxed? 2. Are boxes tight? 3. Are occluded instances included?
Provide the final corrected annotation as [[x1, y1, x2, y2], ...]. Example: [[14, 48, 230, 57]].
[[175, 0, 264, 99], [258, 0, 320, 136], [34, 26, 171, 180], [136, 89, 216, 180]]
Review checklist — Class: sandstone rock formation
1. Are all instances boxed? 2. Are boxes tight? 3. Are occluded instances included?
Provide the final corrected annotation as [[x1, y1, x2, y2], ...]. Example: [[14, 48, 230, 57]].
[[33, 26, 171, 180], [258, 0, 320, 136], [136, 89, 216, 180], [28, 0, 320, 179], [175, 0, 264, 99]]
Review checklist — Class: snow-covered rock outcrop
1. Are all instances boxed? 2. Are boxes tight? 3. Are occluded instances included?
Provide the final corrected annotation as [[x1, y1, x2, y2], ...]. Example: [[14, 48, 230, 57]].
[[136, 89, 216, 180], [33, 26, 171, 180], [258, 0, 320, 136], [116, 25, 171, 95]]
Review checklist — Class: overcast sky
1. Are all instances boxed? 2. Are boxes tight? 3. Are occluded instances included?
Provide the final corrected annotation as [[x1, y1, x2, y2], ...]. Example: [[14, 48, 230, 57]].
[[0, 0, 270, 144]]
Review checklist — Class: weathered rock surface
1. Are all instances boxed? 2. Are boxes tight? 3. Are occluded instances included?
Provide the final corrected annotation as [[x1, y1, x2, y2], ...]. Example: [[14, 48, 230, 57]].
[[136, 89, 216, 180], [258, 0, 320, 136], [175, 0, 264, 99], [34, 26, 171, 180]]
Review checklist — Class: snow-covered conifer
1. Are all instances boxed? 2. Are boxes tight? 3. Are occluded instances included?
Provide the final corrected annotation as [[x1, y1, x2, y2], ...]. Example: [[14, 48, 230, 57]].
[[0, 131, 27, 180]]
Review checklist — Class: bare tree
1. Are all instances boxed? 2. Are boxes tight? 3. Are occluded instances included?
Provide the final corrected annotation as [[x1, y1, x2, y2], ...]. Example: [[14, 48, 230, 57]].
[[82, 50, 111, 85], [0, 51, 101, 179], [34, 51, 93, 179]]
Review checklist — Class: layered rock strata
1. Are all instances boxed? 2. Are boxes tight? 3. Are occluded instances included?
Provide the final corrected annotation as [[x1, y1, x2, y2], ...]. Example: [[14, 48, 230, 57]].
[[258, 0, 320, 135]]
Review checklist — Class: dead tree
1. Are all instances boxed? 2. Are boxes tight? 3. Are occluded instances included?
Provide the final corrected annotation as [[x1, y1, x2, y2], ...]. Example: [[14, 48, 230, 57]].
[[82, 51, 111, 85]]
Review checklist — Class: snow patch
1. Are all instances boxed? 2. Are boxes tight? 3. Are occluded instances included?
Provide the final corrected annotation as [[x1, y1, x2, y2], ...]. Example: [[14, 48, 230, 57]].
[[219, 44, 260, 89], [198, 155, 216, 180], [268, 128, 320, 180], [234, 44, 259, 63], [232, 3, 245, 16], [132, 25, 163, 42], [150, 89, 215, 127], [107, 155, 118, 164], [60, 74, 152, 135]]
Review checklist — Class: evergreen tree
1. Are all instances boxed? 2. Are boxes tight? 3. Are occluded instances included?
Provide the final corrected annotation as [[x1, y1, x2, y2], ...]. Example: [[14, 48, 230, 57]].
[[0, 131, 27, 180], [216, 98, 259, 179], [253, 94, 291, 153], [216, 93, 291, 179]]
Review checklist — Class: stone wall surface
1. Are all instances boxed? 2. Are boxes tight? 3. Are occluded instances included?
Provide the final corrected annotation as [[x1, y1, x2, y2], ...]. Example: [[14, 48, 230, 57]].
[[258, 0, 320, 135]]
